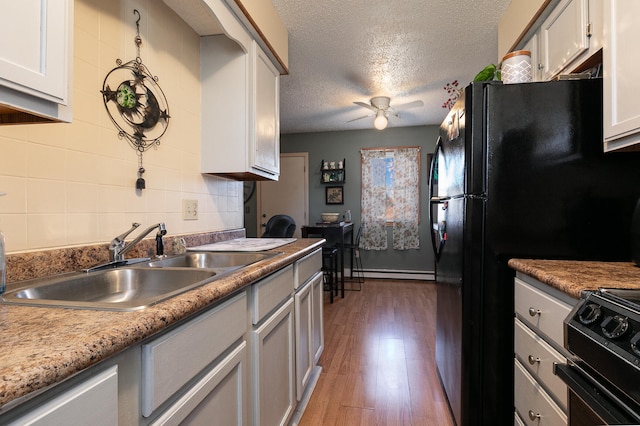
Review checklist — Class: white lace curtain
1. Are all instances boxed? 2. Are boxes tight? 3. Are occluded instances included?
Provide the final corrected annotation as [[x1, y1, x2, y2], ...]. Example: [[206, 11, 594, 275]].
[[360, 147, 420, 251]]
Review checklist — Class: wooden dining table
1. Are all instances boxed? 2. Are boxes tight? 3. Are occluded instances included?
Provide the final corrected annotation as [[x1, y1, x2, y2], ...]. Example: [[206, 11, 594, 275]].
[[301, 222, 354, 298]]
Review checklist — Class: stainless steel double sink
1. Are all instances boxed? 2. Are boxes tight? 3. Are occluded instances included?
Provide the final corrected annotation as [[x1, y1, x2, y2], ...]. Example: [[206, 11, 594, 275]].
[[1, 251, 280, 311]]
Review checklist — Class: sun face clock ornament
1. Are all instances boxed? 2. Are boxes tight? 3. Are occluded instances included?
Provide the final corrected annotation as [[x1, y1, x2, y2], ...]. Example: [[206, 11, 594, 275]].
[[101, 10, 170, 190]]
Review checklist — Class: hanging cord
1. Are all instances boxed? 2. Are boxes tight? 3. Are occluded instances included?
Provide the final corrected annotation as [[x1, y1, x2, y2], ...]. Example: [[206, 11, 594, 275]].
[[134, 9, 142, 61]]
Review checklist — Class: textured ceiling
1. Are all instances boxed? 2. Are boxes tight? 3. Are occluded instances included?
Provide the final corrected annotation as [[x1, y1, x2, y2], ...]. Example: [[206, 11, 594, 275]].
[[271, 0, 511, 134]]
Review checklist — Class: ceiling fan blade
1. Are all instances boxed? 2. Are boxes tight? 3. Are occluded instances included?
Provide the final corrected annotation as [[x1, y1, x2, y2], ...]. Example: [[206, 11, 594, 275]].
[[393, 100, 424, 110], [347, 114, 373, 123], [354, 101, 378, 113]]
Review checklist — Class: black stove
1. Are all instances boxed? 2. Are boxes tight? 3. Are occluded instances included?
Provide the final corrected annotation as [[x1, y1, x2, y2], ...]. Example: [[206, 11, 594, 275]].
[[557, 288, 640, 424]]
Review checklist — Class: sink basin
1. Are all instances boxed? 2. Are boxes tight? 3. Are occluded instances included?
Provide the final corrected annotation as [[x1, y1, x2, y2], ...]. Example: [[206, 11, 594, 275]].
[[1, 268, 218, 311], [144, 251, 280, 270]]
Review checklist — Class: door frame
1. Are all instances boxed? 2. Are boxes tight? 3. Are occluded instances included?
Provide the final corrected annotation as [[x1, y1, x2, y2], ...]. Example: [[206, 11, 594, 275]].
[[256, 152, 309, 236]]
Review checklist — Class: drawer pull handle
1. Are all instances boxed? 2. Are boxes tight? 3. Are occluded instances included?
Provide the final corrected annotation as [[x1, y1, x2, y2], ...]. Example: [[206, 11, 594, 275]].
[[528, 307, 541, 317], [528, 355, 541, 365], [528, 410, 541, 421]]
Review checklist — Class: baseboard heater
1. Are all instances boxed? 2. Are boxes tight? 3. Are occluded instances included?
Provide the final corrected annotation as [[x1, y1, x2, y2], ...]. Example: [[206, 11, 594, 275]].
[[346, 268, 435, 281]]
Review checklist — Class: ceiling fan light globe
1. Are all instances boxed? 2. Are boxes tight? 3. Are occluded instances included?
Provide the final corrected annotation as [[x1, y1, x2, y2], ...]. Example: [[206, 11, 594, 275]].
[[374, 111, 388, 130]]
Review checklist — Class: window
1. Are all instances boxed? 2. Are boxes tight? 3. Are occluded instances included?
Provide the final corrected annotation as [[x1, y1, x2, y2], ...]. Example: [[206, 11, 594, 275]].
[[360, 147, 420, 250]]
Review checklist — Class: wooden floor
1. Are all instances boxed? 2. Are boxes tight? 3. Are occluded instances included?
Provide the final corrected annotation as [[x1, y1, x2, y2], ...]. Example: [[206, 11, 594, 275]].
[[298, 279, 455, 426]]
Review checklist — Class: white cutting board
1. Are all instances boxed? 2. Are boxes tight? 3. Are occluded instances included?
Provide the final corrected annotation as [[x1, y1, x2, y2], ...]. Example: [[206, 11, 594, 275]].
[[188, 238, 297, 252]]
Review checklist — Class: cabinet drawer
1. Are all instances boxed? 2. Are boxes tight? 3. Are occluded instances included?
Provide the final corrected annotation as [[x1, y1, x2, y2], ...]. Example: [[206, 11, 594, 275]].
[[295, 249, 322, 289], [514, 319, 567, 410], [251, 265, 294, 325], [514, 278, 573, 346], [142, 292, 247, 417], [514, 360, 566, 426]]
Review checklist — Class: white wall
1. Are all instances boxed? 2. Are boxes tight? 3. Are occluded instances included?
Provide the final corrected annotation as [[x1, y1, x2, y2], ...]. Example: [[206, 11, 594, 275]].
[[0, 0, 243, 253]]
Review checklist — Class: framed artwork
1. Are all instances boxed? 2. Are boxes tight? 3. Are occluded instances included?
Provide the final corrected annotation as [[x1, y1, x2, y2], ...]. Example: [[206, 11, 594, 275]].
[[326, 186, 344, 205]]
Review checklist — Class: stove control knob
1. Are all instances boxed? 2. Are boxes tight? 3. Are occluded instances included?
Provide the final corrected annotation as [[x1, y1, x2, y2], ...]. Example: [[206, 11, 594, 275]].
[[631, 333, 640, 357], [601, 315, 630, 339], [577, 303, 602, 325]]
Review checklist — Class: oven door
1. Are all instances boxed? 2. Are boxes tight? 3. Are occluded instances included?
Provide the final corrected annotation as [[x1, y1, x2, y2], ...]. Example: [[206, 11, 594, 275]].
[[555, 362, 640, 425]]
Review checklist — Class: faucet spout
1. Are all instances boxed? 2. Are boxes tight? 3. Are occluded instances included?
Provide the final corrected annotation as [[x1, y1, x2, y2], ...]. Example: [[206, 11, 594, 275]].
[[110, 223, 167, 261]]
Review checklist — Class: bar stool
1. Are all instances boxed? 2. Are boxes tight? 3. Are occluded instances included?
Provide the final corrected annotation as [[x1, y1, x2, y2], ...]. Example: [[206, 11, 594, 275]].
[[343, 224, 363, 290], [322, 247, 338, 303]]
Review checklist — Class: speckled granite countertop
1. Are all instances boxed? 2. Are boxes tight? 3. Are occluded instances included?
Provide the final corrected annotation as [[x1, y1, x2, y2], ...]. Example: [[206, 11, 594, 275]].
[[0, 238, 324, 410], [508, 258, 640, 299]]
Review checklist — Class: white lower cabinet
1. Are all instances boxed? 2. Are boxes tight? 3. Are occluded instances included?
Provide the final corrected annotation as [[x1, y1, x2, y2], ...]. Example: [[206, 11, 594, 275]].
[[295, 276, 314, 401], [250, 298, 296, 426], [151, 342, 248, 426], [513, 273, 577, 425], [0, 251, 324, 425], [141, 292, 248, 418], [311, 271, 325, 364], [4, 366, 118, 426], [295, 271, 324, 403], [514, 360, 566, 426]]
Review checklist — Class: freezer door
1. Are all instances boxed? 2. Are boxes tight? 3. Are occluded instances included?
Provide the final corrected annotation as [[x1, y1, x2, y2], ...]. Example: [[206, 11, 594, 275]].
[[438, 99, 467, 198], [438, 82, 489, 198]]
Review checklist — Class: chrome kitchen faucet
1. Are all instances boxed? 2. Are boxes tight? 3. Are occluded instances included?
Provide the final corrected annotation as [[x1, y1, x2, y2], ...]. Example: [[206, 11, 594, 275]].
[[110, 222, 167, 261]]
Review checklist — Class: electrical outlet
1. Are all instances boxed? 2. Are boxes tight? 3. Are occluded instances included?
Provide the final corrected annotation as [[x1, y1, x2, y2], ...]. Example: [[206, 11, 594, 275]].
[[182, 199, 198, 220]]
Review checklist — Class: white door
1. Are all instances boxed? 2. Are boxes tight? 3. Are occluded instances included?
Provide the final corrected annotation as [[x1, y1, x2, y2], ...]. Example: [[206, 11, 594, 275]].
[[257, 153, 308, 238]]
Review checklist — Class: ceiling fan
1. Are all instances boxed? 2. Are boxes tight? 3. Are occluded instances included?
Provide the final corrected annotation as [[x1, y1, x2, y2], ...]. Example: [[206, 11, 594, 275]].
[[349, 96, 424, 130]]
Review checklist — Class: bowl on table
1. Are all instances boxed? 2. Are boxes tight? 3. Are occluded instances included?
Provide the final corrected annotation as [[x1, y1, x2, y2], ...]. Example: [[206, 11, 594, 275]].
[[321, 213, 341, 223]]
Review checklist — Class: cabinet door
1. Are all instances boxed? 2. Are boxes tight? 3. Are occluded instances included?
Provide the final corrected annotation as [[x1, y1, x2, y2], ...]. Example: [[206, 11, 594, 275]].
[[603, 0, 640, 151], [142, 292, 247, 416], [521, 33, 541, 82], [311, 272, 324, 364], [539, 0, 589, 80], [295, 279, 313, 401], [0, 0, 70, 104], [251, 41, 280, 176], [251, 298, 295, 426], [5, 366, 118, 426], [151, 342, 248, 426]]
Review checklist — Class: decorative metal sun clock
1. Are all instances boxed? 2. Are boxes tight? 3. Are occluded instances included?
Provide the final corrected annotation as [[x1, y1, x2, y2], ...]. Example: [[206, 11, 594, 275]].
[[101, 10, 170, 190]]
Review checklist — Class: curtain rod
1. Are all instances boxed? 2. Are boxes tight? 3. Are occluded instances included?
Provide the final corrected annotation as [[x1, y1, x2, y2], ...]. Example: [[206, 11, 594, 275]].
[[360, 146, 421, 153]]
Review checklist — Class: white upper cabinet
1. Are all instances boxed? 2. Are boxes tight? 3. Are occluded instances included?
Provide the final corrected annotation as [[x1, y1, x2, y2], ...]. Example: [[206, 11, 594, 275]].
[[164, 0, 285, 180], [251, 41, 280, 177], [603, 0, 640, 152], [521, 34, 540, 82], [538, 0, 589, 80], [501, 0, 602, 82], [201, 36, 280, 180], [0, 0, 72, 123]]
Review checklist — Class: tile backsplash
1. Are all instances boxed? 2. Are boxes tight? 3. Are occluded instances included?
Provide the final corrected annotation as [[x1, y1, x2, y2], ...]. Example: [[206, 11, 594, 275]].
[[0, 0, 243, 253]]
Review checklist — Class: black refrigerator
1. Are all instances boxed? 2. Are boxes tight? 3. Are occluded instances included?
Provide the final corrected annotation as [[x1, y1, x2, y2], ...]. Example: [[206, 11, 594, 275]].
[[428, 79, 640, 425]]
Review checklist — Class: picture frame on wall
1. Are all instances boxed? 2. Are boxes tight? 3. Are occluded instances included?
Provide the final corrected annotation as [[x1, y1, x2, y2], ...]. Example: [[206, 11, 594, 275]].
[[326, 186, 344, 205]]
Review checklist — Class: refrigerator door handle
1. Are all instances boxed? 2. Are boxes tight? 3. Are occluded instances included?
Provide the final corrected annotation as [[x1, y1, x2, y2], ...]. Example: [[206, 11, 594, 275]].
[[429, 137, 445, 261]]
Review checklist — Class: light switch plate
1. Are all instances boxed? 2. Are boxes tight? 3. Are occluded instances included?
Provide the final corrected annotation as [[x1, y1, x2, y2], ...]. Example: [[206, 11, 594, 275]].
[[182, 199, 198, 220]]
